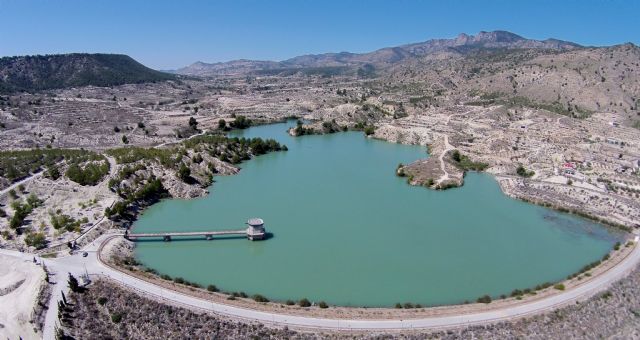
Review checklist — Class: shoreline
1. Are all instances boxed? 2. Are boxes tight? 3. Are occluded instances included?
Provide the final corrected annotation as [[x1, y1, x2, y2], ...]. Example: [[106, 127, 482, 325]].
[[119, 124, 636, 313], [101, 232, 638, 321]]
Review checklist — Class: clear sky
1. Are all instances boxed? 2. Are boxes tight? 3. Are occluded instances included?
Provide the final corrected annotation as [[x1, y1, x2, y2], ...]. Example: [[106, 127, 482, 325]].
[[1, 0, 638, 70]]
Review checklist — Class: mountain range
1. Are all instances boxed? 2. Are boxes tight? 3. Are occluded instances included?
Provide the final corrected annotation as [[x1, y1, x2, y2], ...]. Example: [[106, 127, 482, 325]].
[[175, 30, 583, 76]]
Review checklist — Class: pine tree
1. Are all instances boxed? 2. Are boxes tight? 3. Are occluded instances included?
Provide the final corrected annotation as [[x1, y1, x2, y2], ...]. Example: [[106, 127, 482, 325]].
[[68, 273, 80, 293]]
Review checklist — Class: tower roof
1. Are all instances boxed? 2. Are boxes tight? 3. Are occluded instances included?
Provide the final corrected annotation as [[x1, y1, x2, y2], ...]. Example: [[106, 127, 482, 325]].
[[247, 218, 264, 226]]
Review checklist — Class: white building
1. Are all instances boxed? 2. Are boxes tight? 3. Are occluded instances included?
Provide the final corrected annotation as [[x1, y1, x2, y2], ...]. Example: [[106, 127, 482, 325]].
[[246, 218, 266, 241]]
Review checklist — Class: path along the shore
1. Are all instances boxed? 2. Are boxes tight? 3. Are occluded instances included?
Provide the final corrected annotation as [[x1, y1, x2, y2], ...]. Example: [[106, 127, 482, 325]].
[[1, 233, 639, 334]]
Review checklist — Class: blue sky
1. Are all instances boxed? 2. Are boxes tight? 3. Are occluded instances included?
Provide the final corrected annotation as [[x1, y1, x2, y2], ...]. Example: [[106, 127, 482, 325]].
[[0, 0, 638, 69]]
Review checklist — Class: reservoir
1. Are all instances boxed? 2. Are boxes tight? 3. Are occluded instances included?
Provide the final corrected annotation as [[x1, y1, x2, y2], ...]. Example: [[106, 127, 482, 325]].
[[133, 121, 619, 307]]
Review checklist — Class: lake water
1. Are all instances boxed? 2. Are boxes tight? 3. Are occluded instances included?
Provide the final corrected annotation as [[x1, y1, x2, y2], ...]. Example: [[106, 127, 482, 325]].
[[133, 121, 618, 307]]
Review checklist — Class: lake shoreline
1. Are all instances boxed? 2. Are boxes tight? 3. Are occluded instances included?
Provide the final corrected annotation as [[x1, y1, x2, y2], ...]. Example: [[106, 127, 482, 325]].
[[105, 234, 636, 318]]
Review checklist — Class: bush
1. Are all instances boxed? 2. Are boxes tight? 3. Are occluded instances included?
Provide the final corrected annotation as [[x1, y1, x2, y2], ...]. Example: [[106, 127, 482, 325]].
[[298, 298, 311, 307], [46, 165, 61, 180], [403, 302, 414, 309], [554, 284, 565, 291], [451, 150, 489, 171], [50, 213, 84, 232], [65, 160, 110, 186], [26, 193, 42, 208], [188, 117, 198, 129], [394, 303, 402, 309], [173, 277, 185, 284], [229, 115, 251, 129], [516, 165, 535, 177], [318, 301, 328, 309], [252, 294, 269, 303], [97, 297, 108, 305], [9, 200, 32, 229], [111, 312, 124, 323], [24, 232, 47, 249], [177, 164, 191, 182], [396, 163, 405, 177], [68, 273, 81, 293], [207, 284, 218, 292], [452, 150, 461, 162], [476, 295, 492, 304], [285, 300, 295, 305]]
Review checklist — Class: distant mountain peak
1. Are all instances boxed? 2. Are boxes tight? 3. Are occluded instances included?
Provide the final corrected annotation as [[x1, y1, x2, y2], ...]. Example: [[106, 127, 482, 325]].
[[474, 30, 525, 43]]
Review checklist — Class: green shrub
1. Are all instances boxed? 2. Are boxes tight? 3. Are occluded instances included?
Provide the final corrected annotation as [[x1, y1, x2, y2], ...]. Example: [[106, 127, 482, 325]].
[[65, 159, 110, 186], [229, 115, 252, 129], [207, 284, 218, 292], [97, 297, 108, 305], [177, 163, 191, 182], [50, 213, 84, 232], [9, 200, 32, 229], [554, 284, 565, 291], [24, 232, 47, 249], [252, 294, 269, 303], [285, 300, 295, 306], [298, 298, 311, 307], [516, 165, 535, 177], [476, 295, 492, 304], [111, 312, 124, 323], [318, 301, 328, 309], [450, 150, 489, 171]]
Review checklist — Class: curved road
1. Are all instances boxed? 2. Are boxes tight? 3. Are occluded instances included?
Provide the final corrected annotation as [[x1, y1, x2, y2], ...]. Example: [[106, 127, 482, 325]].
[[2, 233, 637, 334]]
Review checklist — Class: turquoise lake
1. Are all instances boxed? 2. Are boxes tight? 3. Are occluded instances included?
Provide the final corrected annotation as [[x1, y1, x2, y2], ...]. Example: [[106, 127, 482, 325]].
[[133, 121, 619, 307]]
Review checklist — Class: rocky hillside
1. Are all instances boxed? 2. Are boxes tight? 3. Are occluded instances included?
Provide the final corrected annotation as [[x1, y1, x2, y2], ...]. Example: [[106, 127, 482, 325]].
[[385, 43, 640, 123], [0, 53, 176, 93], [175, 31, 581, 76]]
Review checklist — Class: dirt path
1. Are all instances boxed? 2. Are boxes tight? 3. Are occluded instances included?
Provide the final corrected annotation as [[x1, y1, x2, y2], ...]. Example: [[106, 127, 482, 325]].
[[154, 129, 208, 149], [436, 135, 454, 184], [0, 171, 43, 196]]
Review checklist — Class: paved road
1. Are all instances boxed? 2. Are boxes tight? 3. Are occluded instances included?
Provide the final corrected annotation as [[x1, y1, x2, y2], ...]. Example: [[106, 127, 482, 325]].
[[3, 234, 638, 333]]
